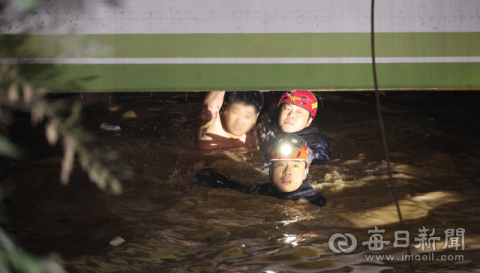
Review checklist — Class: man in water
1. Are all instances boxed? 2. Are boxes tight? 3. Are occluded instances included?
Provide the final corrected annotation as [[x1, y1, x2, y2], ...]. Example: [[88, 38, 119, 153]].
[[198, 91, 263, 150], [260, 90, 332, 162], [196, 134, 326, 207]]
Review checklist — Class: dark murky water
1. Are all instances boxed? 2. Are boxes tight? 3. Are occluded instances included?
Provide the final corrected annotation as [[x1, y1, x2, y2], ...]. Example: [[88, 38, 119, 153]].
[[1, 91, 480, 272]]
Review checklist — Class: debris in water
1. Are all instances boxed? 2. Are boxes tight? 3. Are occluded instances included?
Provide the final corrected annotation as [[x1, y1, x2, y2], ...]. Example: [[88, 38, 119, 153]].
[[108, 105, 121, 112], [122, 110, 137, 118], [100, 123, 121, 131], [109, 236, 125, 246]]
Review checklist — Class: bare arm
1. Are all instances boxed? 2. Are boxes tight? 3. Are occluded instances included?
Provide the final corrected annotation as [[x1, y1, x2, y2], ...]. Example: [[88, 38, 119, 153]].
[[197, 91, 225, 148]]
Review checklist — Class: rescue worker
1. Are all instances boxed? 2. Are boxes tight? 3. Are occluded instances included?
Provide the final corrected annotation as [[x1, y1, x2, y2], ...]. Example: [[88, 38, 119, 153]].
[[260, 90, 332, 162], [196, 134, 326, 207]]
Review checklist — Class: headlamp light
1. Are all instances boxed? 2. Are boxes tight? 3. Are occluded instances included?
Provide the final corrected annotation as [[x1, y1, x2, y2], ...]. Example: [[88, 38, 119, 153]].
[[279, 144, 294, 157]]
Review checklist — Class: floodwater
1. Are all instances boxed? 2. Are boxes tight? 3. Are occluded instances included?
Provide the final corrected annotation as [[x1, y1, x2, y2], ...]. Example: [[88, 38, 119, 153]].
[[1, 91, 480, 273]]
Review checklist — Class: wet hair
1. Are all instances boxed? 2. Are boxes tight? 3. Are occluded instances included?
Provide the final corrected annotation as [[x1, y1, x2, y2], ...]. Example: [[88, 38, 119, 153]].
[[227, 91, 264, 114]]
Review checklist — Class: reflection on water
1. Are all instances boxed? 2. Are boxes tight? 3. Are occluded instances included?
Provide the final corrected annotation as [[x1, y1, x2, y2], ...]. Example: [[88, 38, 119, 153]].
[[1, 92, 480, 272], [341, 191, 463, 228]]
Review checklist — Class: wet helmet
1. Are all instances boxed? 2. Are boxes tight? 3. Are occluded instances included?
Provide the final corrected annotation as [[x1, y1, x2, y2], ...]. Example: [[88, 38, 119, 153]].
[[267, 134, 314, 168], [278, 90, 318, 119]]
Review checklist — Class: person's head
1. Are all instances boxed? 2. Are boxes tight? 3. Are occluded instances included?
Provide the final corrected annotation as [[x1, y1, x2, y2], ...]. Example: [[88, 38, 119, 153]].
[[278, 90, 318, 133], [223, 91, 264, 136], [267, 134, 314, 192]]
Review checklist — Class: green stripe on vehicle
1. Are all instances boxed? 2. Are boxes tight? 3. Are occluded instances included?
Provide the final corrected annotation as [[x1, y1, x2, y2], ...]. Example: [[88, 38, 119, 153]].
[[17, 63, 480, 92], [2, 32, 480, 58]]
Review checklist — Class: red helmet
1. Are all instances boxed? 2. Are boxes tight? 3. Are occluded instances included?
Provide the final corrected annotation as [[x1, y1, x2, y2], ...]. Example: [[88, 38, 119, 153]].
[[268, 134, 314, 168], [278, 90, 318, 119]]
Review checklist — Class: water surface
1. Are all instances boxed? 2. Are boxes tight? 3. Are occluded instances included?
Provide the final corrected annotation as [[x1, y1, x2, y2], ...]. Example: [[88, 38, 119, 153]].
[[1, 91, 480, 273]]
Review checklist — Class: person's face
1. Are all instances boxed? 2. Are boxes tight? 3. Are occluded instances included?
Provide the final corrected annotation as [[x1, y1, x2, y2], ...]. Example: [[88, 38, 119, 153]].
[[278, 103, 313, 133], [224, 103, 258, 136], [270, 160, 308, 192]]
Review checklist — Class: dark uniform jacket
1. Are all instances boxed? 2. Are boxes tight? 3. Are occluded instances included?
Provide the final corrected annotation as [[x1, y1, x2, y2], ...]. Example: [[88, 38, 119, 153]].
[[196, 168, 326, 207], [260, 119, 332, 162]]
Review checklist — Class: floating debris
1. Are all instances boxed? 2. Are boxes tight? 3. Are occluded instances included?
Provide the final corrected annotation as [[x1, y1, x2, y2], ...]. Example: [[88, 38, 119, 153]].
[[108, 105, 121, 112], [122, 110, 137, 119], [109, 236, 125, 246], [100, 123, 121, 131]]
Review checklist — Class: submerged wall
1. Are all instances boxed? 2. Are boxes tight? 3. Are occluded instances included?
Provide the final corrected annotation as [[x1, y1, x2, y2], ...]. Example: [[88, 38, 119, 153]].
[[1, 0, 479, 91]]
